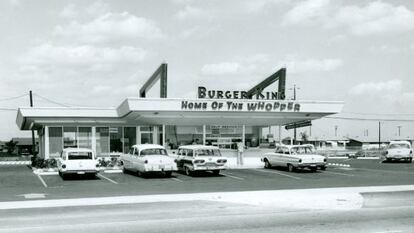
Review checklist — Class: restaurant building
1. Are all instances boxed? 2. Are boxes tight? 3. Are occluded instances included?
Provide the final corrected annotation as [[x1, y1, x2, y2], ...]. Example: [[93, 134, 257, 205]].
[[16, 64, 343, 159]]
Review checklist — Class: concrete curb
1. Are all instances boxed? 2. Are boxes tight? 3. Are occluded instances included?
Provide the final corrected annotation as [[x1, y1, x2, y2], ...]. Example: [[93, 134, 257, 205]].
[[2, 185, 414, 211]]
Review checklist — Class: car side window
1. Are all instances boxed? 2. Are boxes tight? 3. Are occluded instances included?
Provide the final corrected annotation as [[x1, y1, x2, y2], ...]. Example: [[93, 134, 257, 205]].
[[178, 149, 183, 156], [129, 148, 134, 155], [134, 149, 139, 156], [187, 149, 193, 157], [284, 148, 290, 155], [276, 147, 283, 153]]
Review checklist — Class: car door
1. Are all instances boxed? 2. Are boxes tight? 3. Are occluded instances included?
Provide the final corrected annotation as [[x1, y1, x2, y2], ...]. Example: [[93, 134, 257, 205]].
[[176, 149, 185, 169], [270, 147, 283, 165]]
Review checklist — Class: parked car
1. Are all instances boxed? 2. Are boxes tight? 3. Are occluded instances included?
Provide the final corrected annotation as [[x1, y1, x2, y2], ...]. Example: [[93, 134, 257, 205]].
[[175, 145, 227, 176], [57, 148, 99, 179], [383, 141, 413, 162], [262, 144, 327, 172], [120, 144, 177, 177]]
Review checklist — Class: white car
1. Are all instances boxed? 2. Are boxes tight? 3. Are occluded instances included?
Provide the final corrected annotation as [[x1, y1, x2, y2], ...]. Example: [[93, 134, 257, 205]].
[[384, 141, 413, 162], [57, 148, 99, 179], [175, 145, 227, 176], [121, 144, 177, 177], [262, 144, 327, 172]]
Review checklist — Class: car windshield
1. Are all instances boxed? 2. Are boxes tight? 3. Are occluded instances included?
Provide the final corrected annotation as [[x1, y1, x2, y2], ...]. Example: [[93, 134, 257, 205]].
[[290, 147, 314, 155], [389, 143, 410, 149], [195, 149, 221, 156], [140, 148, 167, 156], [68, 152, 93, 160]]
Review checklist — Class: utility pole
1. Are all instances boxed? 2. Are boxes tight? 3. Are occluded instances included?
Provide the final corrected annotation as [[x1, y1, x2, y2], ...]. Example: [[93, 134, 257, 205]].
[[397, 126, 401, 137], [289, 85, 300, 144], [30, 91, 36, 157], [378, 121, 381, 149], [335, 125, 338, 137]]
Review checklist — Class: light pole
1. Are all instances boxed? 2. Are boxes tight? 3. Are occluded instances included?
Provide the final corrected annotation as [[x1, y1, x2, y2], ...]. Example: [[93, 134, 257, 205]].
[[289, 85, 300, 144], [334, 125, 338, 137], [397, 126, 402, 137]]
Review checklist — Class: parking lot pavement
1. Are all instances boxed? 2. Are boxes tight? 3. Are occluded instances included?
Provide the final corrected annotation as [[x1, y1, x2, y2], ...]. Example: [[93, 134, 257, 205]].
[[0, 159, 414, 202]]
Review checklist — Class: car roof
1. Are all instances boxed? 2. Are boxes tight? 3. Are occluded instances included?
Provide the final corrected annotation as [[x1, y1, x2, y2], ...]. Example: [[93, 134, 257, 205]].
[[277, 144, 315, 149], [132, 144, 166, 150], [178, 145, 220, 150], [389, 141, 411, 145], [62, 148, 93, 153]]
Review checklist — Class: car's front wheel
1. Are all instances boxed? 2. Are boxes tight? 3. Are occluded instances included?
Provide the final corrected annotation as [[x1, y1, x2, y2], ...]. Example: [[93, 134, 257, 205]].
[[264, 159, 272, 169], [165, 171, 172, 177], [287, 164, 295, 172], [212, 170, 220, 176], [185, 166, 193, 176]]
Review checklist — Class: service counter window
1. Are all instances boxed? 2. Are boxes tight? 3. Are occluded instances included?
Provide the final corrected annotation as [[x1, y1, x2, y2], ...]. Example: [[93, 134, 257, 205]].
[[140, 126, 153, 144], [96, 127, 109, 157], [63, 127, 77, 148], [123, 127, 136, 153], [109, 127, 123, 153], [78, 127, 92, 149], [49, 127, 63, 157]]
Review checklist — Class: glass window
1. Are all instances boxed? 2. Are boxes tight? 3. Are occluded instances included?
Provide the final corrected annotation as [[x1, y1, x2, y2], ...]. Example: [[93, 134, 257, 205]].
[[123, 127, 136, 153], [63, 127, 77, 148], [96, 127, 109, 157], [196, 149, 221, 156], [78, 127, 92, 149], [187, 149, 193, 157], [140, 148, 167, 156], [389, 143, 410, 149], [109, 127, 123, 153], [49, 127, 63, 157], [68, 151, 93, 160]]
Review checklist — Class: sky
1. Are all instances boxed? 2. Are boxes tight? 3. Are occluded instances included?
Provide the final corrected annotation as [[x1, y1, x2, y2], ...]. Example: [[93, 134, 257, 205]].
[[0, 0, 413, 141]]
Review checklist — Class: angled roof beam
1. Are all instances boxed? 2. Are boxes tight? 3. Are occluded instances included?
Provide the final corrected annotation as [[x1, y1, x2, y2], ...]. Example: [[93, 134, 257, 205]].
[[246, 67, 286, 100], [139, 63, 168, 98]]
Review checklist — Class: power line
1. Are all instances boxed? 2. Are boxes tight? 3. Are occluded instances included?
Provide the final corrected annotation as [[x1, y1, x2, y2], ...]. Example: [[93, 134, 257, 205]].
[[325, 116, 414, 122], [341, 111, 414, 116], [0, 94, 28, 102], [33, 93, 71, 107]]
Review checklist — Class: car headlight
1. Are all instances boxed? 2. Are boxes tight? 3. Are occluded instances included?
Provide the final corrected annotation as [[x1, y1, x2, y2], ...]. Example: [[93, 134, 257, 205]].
[[298, 159, 302, 163], [323, 158, 327, 162], [61, 164, 66, 169]]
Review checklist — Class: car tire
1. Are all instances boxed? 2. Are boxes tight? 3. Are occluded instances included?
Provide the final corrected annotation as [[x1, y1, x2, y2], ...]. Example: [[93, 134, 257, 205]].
[[320, 166, 326, 171], [165, 171, 172, 177], [409, 158, 413, 163], [287, 164, 295, 172], [264, 159, 272, 169], [310, 167, 317, 172], [137, 171, 145, 177], [185, 166, 193, 176], [212, 170, 220, 176], [122, 167, 127, 174]]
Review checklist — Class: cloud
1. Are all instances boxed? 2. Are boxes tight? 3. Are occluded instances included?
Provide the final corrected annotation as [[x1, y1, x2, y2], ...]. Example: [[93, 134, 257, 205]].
[[282, 0, 331, 26], [174, 5, 207, 20], [201, 62, 241, 75], [244, 0, 289, 13], [59, 1, 110, 19], [280, 57, 343, 73], [349, 79, 402, 96], [19, 43, 147, 66], [54, 12, 163, 43], [282, 0, 414, 36]]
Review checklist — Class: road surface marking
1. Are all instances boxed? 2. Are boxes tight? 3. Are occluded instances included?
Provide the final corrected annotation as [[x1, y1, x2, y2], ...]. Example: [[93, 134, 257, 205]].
[[36, 174, 48, 188], [324, 170, 354, 177], [171, 177, 183, 182], [358, 167, 414, 175], [223, 173, 244, 180], [97, 173, 118, 184], [252, 169, 301, 180]]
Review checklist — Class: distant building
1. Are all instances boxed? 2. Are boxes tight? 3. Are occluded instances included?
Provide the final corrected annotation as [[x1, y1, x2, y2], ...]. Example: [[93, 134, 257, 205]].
[[10, 137, 38, 155]]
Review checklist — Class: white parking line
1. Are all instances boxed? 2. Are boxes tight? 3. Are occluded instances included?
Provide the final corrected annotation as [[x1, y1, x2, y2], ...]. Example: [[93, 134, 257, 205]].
[[171, 177, 184, 182], [223, 173, 244, 180], [252, 169, 301, 180], [324, 170, 355, 177], [97, 173, 118, 184], [36, 174, 48, 188]]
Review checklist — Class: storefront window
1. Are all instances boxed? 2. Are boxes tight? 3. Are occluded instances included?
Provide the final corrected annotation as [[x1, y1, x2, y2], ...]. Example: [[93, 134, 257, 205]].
[[96, 127, 109, 157], [78, 127, 92, 149], [123, 127, 136, 153], [49, 127, 62, 157], [63, 127, 77, 148], [110, 127, 123, 153], [140, 126, 153, 144]]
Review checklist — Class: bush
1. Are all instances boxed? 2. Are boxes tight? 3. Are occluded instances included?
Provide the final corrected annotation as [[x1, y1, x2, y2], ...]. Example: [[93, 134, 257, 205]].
[[31, 157, 57, 168]]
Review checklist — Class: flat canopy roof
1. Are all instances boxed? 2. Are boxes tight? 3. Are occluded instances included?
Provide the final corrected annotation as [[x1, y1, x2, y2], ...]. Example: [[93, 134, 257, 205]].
[[16, 98, 343, 130]]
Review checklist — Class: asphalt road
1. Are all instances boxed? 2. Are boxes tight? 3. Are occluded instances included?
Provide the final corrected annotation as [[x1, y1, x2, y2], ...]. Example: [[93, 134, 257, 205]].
[[0, 197, 413, 233], [0, 158, 414, 202]]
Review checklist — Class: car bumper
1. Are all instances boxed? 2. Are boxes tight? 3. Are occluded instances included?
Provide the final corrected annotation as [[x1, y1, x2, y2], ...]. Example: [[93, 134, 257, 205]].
[[144, 165, 178, 172], [385, 155, 412, 160], [61, 170, 99, 175], [193, 165, 226, 171], [297, 163, 326, 168]]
